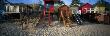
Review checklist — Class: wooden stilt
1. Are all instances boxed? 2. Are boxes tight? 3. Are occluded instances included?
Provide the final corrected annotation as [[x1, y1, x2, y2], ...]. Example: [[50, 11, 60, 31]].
[[61, 11, 67, 27]]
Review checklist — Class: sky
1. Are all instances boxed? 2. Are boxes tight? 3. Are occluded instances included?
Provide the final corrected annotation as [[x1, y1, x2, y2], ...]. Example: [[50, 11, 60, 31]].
[[8, 0, 110, 5], [62, 0, 98, 5]]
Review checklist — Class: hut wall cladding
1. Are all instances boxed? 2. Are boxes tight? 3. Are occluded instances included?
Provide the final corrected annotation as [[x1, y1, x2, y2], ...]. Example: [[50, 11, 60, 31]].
[[104, 14, 110, 24]]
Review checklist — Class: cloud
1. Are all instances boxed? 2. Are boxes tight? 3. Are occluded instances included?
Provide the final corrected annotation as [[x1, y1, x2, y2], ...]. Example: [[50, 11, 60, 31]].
[[62, 0, 72, 5]]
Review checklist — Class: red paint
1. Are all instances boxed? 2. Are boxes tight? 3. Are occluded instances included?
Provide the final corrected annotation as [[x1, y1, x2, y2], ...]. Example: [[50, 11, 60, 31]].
[[43, 0, 60, 25], [49, 5, 54, 13], [79, 3, 92, 14]]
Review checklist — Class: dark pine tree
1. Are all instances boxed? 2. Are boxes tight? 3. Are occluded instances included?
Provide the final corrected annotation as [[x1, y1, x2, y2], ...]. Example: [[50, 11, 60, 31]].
[[70, 0, 80, 7]]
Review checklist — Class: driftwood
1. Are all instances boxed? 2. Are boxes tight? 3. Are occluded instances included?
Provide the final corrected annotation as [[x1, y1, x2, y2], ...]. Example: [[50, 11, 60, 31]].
[[95, 14, 110, 24], [58, 5, 72, 27]]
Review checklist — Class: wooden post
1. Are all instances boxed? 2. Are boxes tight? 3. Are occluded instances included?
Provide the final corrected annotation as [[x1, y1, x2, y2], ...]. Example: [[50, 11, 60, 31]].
[[48, 11, 51, 26], [61, 11, 66, 27], [43, 3, 46, 17]]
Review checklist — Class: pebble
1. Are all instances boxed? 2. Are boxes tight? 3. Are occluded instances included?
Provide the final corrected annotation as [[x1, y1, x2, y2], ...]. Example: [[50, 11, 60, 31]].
[[0, 19, 110, 36]]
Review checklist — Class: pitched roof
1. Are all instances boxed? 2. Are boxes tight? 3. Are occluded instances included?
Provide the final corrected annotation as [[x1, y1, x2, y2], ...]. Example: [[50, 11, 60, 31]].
[[79, 3, 92, 8]]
